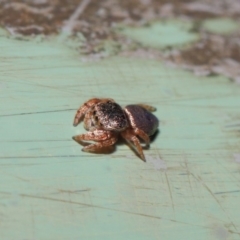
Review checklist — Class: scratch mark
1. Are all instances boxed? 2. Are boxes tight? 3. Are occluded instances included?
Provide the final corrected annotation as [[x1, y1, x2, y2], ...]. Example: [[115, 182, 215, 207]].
[[165, 172, 175, 212], [0, 65, 79, 72], [62, 0, 92, 34], [56, 189, 90, 194], [225, 123, 240, 128], [0, 191, 212, 229], [0, 163, 41, 167], [28, 144, 73, 151], [0, 155, 97, 159], [1, 78, 83, 96], [30, 205, 36, 239], [184, 159, 197, 210], [0, 108, 75, 117], [0, 170, 30, 182], [133, 186, 156, 190], [190, 173, 238, 231], [0, 139, 71, 142], [229, 230, 240, 235], [217, 159, 240, 189], [214, 190, 240, 195]]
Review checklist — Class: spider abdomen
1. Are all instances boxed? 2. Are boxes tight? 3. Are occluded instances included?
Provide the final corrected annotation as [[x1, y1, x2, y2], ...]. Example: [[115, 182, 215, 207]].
[[124, 105, 159, 136]]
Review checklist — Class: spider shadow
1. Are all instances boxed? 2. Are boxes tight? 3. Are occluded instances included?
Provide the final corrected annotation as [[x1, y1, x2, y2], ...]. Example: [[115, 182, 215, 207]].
[[150, 129, 160, 144]]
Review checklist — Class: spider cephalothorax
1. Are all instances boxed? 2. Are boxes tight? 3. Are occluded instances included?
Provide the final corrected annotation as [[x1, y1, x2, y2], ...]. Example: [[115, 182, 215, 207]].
[[72, 98, 159, 161]]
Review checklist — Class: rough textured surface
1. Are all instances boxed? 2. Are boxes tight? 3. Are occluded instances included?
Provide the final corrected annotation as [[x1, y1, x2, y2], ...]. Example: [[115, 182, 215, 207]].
[[0, 0, 240, 81], [0, 29, 240, 239]]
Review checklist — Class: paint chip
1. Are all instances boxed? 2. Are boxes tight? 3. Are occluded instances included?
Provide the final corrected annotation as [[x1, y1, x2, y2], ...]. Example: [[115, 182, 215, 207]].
[[233, 153, 240, 163], [146, 155, 167, 170]]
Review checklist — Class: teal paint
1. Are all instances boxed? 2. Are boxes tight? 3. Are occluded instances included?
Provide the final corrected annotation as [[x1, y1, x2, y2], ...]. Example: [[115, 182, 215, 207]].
[[203, 18, 240, 35], [118, 20, 199, 49], [0, 30, 240, 240]]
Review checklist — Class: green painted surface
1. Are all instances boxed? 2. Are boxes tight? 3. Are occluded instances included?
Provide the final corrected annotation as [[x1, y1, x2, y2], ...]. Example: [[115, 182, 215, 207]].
[[203, 18, 240, 35], [118, 20, 199, 49], [0, 29, 240, 240]]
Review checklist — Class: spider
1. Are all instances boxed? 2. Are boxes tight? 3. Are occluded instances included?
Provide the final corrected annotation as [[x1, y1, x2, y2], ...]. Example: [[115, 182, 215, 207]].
[[72, 98, 159, 161]]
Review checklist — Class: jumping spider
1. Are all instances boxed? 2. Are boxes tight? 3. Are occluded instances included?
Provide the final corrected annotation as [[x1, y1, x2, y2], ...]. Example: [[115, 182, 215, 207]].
[[72, 98, 159, 161]]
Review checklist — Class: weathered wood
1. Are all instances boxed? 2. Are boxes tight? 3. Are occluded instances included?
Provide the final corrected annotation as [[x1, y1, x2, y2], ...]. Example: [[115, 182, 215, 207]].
[[0, 26, 240, 239]]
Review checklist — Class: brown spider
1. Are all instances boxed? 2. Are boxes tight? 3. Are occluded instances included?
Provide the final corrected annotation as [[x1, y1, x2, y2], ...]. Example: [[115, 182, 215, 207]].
[[72, 98, 159, 161]]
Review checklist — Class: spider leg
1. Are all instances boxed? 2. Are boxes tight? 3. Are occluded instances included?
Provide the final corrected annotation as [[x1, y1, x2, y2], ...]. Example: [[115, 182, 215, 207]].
[[73, 98, 115, 126], [73, 130, 113, 142], [134, 128, 150, 147], [82, 138, 118, 153], [73, 98, 101, 126], [72, 130, 118, 153], [137, 104, 156, 112], [121, 129, 146, 162]]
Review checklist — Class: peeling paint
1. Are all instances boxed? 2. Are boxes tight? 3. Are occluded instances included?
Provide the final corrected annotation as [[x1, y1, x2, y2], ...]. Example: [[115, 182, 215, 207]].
[[118, 20, 199, 49], [203, 18, 240, 35]]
